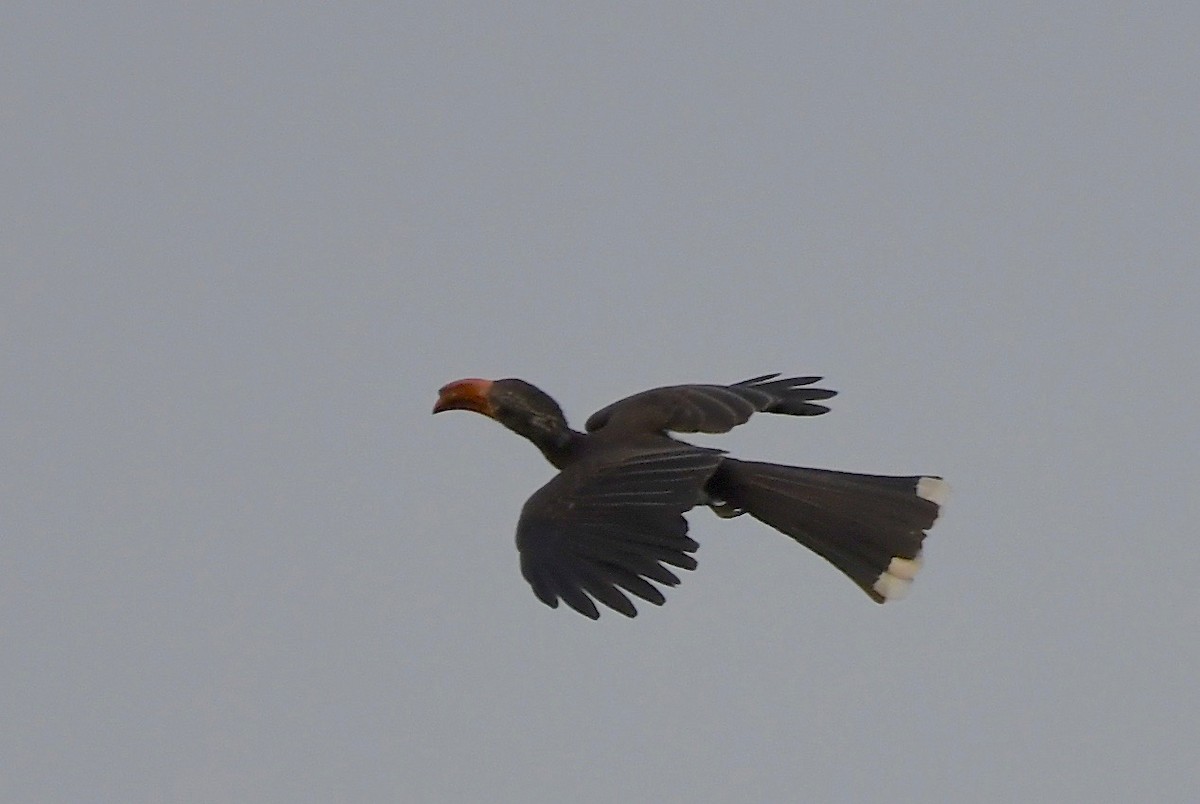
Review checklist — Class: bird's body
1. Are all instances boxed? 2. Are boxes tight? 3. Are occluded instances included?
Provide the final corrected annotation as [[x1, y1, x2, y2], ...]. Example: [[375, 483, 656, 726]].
[[434, 374, 946, 619]]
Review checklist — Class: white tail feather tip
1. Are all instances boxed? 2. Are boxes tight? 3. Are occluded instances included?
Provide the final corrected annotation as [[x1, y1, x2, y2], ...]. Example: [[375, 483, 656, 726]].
[[874, 554, 923, 600], [873, 573, 912, 601], [917, 476, 949, 507], [886, 555, 922, 581]]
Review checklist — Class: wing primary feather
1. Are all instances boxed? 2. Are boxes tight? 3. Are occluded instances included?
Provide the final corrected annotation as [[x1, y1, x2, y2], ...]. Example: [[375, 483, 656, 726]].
[[522, 564, 561, 609], [570, 563, 638, 617], [598, 564, 668, 606], [553, 581, 600, 620], [733, 373, 782, 385]]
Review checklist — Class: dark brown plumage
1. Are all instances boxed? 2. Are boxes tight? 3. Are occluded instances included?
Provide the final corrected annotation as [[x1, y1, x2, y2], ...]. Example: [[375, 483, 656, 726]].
[[433, 374, 947, 619]]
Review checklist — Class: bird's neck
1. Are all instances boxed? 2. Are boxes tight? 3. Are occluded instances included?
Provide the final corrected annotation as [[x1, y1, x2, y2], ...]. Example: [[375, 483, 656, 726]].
[[530, 426, 584, 470], [511, 419, 582, 470], [492, 406, 582, 469]]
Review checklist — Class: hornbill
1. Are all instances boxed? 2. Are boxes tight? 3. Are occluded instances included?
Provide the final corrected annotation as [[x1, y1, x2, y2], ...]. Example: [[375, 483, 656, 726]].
[[433, 374, 947, 619]]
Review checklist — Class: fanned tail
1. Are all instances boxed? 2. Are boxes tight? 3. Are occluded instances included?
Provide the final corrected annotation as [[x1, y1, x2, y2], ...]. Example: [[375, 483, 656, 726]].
[[708, 459, 948, 602]]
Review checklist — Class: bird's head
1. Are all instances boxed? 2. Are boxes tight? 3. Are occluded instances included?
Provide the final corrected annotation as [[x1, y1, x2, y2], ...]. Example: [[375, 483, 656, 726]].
[[434, 378, 571, 451]]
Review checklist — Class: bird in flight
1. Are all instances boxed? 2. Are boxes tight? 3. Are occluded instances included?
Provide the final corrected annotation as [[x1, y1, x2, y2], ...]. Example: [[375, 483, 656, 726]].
[[433, 374, 947, 619]]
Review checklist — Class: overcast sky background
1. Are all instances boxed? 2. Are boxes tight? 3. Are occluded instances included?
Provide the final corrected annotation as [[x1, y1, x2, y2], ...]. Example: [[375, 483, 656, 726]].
[[4, 4, 1198, 803]]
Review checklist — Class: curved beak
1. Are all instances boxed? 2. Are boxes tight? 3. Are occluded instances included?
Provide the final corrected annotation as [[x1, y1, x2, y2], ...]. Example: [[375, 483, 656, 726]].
[[433, 378, 497, 416]]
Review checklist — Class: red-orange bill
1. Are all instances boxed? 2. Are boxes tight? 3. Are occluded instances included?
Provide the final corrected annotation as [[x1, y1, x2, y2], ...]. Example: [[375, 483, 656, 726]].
[[433, 378, 496, 416]]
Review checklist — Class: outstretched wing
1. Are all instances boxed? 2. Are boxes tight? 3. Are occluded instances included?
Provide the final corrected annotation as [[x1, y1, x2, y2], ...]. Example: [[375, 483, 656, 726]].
[[584, 374, 837, 435], [516, 447, 724, 619]]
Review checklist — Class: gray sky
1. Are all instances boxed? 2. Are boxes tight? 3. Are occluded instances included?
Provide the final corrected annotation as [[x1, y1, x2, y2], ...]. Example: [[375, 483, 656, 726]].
[[4, 4, 1198, 802]]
